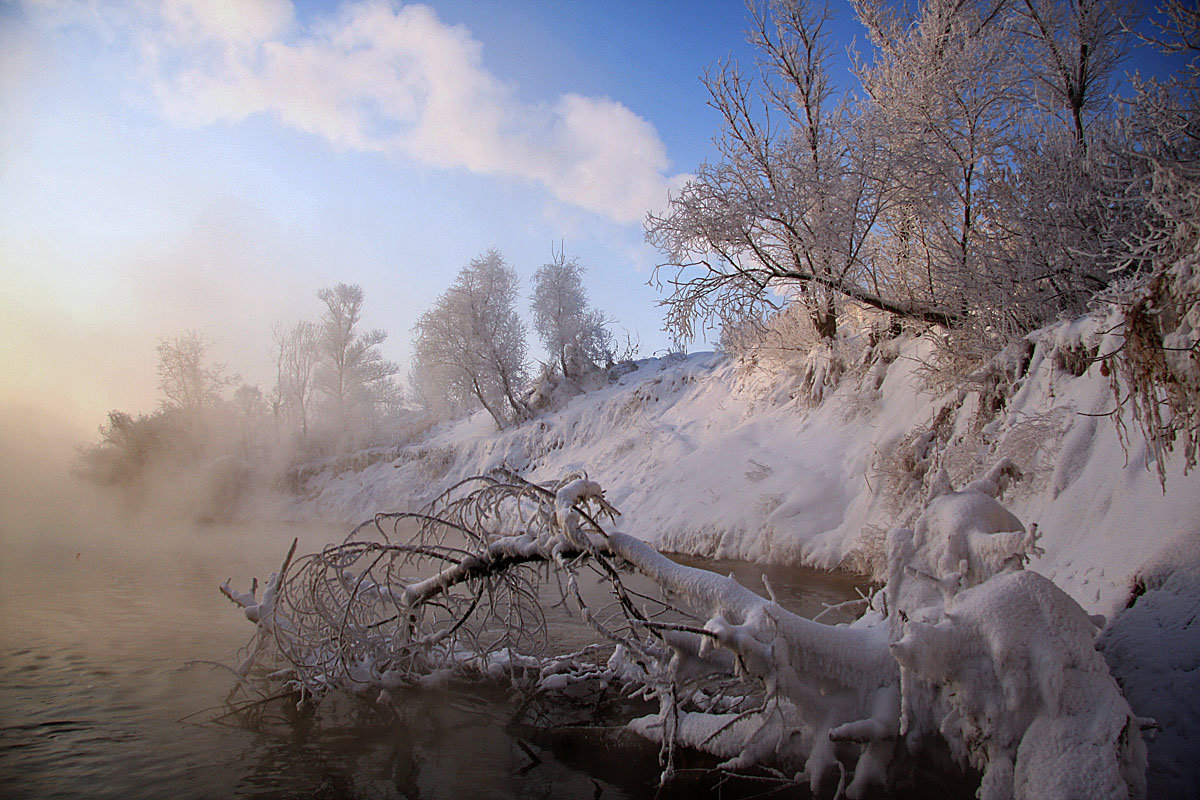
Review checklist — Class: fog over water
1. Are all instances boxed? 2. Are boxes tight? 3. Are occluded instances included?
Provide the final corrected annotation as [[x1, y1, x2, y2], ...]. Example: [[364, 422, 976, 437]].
[[0, 412, 870, 799]]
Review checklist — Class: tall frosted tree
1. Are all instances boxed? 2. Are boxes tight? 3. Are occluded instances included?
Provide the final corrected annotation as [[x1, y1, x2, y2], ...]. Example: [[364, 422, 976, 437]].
[[646, 0, 944, 346], [855, 0, 1027, 336], [649, 0, 1148, 364], [531, 249, 612, 378], [270, 320, 320, 440], [315, 284, 399, 437], [854, 0, 1135, 342], [156, 330, 235, 422], [1017, 0, 1133, 146], [411, 250, 529, 429], [1003, 0, 1137, 315]]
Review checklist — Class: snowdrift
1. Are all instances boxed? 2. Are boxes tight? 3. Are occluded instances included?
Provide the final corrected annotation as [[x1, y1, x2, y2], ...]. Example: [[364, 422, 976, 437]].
[[294, 316, 1196, 614]]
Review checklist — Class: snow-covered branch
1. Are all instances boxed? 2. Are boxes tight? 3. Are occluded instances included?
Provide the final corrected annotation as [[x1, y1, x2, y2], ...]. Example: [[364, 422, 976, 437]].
[[219, 469, 1146, 799]]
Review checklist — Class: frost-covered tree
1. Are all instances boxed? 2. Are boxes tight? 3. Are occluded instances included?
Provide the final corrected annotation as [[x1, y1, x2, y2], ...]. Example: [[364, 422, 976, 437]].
[[531, 249, 613, 378], [76, 409, 166, 487], [410, 250, 529, 429], [315, 284, 399, 437], [155, 330, 235, 420], [650, 0, 1159, 364], [856, 0, 1139, 336], [232, 383, 268, 455], [270, 320, 320, 440], [1103, 0, 1200, 483], [990, 0, 1138, 322], [647, 0, 956, 346], [1017, 0, 1133, 146], [233, 383, 265, 417], [855, 0, 1033, 340]]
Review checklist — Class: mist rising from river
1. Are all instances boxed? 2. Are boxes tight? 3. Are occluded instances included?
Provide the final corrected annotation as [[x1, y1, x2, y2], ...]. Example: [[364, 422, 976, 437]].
[[0, 408, 883, 799]]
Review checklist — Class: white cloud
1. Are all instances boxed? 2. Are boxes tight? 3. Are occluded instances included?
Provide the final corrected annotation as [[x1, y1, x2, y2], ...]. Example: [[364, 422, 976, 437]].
[[160, 0, 294, 44], [47, 0, 683, 224]]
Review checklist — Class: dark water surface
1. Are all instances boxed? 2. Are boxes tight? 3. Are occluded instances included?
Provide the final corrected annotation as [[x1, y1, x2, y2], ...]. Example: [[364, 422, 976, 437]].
[[0, 504, 865, 800]]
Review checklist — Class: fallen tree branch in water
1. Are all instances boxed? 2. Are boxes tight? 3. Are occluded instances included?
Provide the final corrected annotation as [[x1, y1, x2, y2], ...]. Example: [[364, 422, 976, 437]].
[[220, 466, 1148, 799]]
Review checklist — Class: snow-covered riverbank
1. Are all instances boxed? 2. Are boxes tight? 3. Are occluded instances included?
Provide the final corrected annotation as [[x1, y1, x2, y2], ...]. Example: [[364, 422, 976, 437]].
[[284, 315, 1199, 797], [293, 320, 1196, 610]]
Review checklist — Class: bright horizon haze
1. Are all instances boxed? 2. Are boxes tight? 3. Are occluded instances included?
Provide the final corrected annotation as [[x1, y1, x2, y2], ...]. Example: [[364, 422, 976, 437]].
[[0, 0, 1175, 441]]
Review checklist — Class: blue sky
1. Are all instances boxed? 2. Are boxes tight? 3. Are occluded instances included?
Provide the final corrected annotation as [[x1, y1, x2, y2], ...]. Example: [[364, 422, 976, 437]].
[[0, 0, 776, 430], [0, 0, 1178, 431]]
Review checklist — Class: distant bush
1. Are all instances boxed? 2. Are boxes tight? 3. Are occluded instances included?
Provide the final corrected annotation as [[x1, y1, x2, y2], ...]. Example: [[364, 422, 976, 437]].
[[75, 408, 183, 488]]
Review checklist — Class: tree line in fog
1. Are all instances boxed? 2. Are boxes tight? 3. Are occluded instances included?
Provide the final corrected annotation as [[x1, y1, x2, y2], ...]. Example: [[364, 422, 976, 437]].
[[77, 248, 620, 489]]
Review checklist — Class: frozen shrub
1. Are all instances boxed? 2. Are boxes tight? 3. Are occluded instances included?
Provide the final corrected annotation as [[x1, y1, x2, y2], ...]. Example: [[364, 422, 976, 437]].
[[1105, 159, 1200, 484]]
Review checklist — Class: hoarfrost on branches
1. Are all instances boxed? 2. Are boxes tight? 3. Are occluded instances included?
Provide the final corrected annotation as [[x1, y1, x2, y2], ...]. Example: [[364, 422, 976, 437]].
[[314, 283, 401, 440], [221, 468, 1147, 799], [410, 250, 531, 430], [156, 330, 236, 421], [530, 247, 614, 380], [1099, 1, 1200, 485], [269, 320, 320, 440]]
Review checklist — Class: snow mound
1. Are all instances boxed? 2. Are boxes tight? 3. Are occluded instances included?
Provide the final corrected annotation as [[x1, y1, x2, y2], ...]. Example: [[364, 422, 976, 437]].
[[1098, 530, 1200, 799], [886, 470, 1146, 800]]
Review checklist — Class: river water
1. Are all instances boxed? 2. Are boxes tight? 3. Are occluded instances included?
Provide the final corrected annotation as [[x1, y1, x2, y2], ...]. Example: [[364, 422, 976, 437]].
[[0, 498, 866, 800]]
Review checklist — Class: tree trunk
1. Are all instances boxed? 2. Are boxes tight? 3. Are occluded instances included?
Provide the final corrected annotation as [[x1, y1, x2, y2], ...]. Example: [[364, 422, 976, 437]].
[[813, 300, 838, 340], [471, 376, 506, 431]]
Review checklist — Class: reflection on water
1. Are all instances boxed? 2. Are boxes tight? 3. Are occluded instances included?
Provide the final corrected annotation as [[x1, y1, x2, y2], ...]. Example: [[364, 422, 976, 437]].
[[0, 500, 866, 800]]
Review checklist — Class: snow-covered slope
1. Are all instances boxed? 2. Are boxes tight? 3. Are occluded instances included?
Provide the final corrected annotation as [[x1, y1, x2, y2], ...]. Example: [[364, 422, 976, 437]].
[[294, 319, 1197, 620], [289, 313, 1199, 797]]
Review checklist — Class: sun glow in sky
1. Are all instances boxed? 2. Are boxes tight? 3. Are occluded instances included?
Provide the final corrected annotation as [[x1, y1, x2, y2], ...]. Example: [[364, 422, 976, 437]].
[[0, 0, 1173, 438], [1, 0, 786, 434]]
